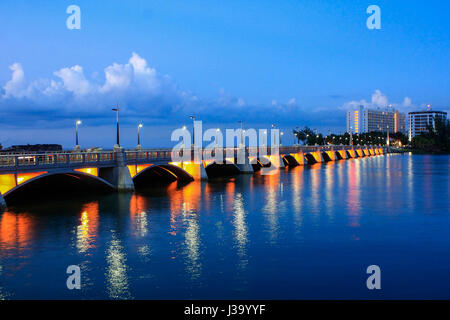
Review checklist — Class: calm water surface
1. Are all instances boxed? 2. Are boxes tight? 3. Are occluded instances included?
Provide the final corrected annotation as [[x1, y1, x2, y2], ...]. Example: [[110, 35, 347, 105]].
[[0, 154, 449, 299]]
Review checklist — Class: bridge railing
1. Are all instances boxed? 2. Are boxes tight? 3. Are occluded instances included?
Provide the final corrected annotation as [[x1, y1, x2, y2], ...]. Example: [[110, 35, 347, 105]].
[[0, 145, 385, 170], [125, 149, 173, 161], [0, 151, 116, 169]]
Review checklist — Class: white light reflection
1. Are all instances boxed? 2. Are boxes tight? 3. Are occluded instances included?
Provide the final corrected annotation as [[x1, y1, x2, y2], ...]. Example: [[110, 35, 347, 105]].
[[262, 175, 285, 242], [232, 193, 248, 270], [135, 211, 148, 238], [291, 167, 303, 231], [0, 264, 11, 299], [182, 206, 202, 281], [106, 231, 132, 300]]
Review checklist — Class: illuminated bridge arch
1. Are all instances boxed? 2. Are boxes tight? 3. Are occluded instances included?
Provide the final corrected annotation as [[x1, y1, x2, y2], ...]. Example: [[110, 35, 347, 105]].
[[250, 156, 272, 171], [335, 151, 344, 160], [3, 171, 115, 203], [132, 164, 194, 186], [304, 152, 322, 164], [204, 160, 240, 178], [282, 154, 300, 167]]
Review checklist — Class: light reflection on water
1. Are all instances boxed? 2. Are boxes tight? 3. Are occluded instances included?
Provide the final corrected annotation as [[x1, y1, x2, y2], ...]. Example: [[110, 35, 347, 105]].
[[106, 231, 132, 300], [0, 154, 449, 299]]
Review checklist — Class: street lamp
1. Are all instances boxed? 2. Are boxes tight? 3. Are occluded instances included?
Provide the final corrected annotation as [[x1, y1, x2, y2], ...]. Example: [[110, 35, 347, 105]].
[[189, 115, 196, 146], [112, 105, 120, 148], [137, 123, 143, 149], [75, 120, 81, 151], [386, 125, 390, 146], [280, 131, 284, 146], [349, 126, 353, 146]]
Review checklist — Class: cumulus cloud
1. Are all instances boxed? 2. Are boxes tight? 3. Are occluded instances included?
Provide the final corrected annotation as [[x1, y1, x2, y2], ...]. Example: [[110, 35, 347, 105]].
[[2, 54, 419, 136], [371, 89, 388, 107], [0, 52, 189, 124], [101, 62, 132, 92], [341, 89, 416, 113], [54, 65, 91, 96], [2, 63, 27, 98], [402, 97, 412, 107], [287, 98, 296, 106]]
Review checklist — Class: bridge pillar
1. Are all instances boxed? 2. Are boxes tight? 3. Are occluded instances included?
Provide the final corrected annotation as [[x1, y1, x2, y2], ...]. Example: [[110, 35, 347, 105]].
[[0, 192, 6, 211], [268, 154, 285, 169], [111, 148, 135, 191]]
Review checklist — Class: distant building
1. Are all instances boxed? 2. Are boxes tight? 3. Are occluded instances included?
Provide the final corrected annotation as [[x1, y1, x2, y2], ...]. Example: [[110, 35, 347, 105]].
[[347, 105, 406, 134], [408, 110, 447, 141]]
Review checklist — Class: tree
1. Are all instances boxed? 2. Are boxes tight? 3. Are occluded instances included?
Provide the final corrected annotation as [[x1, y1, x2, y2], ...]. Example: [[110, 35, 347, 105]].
[[412, 117, 450, 152]]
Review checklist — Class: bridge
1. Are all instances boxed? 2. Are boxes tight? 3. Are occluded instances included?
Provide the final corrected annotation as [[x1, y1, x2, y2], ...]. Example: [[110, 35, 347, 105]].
[[0, 145, 387, 208]]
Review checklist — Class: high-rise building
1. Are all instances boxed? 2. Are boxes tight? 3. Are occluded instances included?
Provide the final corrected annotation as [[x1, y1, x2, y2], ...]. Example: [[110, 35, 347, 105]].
[[346, 106, 406, 134], [408, 110, 447, 141]]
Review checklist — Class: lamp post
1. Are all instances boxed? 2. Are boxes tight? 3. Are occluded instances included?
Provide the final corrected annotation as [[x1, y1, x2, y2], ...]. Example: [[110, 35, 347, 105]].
[[350, 126, 353, 146], [74, 120, 81, 151], [112, 105, 120, 148], [189, 115, 196, 146], [137, 123, 143, 150], [386, 125, 390, 146], [280, 131, 284, 146]]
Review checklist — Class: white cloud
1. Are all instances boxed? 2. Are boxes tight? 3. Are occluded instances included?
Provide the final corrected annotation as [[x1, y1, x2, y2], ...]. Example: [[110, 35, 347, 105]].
[[0, 53, 199, 122], [402, 97, 412, 107], [341, 90, 416, 113], [101, 62, 132, 92], [129, 52, 153, 75], [371, 89, 388, 107], [3, 63, 27, 98], [54, 65, 91, 96]]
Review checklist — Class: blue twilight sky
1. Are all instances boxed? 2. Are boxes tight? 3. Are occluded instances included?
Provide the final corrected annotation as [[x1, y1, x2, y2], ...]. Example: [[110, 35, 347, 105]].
[[0, 0, 449, 148]]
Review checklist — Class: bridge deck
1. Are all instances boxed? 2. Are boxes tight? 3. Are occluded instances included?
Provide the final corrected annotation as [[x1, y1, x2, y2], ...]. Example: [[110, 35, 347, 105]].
[[0, 145, 382, 173]]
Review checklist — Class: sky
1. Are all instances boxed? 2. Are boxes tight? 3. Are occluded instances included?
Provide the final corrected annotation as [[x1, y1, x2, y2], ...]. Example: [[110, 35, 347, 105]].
[[0, 0, 449, 148]]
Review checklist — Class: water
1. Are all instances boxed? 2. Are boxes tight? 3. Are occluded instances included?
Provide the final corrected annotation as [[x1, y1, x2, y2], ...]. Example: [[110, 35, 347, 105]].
[[0, 154, 449, 299]]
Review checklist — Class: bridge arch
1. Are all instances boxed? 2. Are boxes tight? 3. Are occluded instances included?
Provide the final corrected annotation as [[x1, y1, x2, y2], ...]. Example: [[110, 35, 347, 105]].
[[204, 160, 240, 178], [304, 153, 319, 164], [282, 154, 299, 167], [250, 156, 272, 171], [132, 164, 194, 187], [3, 171, 115, 203], [321, 152, 333, 162]]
